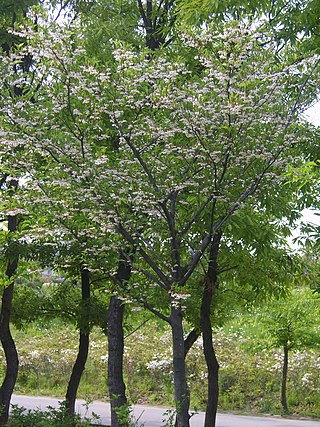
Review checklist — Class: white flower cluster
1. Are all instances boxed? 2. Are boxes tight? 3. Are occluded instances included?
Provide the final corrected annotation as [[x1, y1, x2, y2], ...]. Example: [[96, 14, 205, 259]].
[[146, 357, 171, 372]]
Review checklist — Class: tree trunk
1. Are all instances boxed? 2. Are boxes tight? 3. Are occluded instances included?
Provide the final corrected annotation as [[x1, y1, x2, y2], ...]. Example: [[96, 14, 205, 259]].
[[108, 252, 132, 427], [200, 285, 219, 427], [108, 296, 127, 427], [65, 267, 90, 417], [281, 345, 289, 412], [201, 231, 222, 427], [0, 283, 19, 426], [170, 301, 190, 427], [0, 180, 19, 426]]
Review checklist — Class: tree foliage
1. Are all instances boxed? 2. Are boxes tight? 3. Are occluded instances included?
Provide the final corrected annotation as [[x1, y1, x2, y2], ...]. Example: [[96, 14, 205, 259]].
[[0, 1, 320, 425]]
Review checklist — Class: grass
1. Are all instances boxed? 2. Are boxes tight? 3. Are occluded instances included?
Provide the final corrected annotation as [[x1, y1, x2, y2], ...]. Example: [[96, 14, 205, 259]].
[[3, 318, 320, 418]]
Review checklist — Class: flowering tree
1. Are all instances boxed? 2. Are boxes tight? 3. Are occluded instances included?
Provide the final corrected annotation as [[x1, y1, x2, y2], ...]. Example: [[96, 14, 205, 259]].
[[1, 18, 319, 427], [0, 2, 43, 423], [99, 27, 318, 426], [80, 7, 319, 424]]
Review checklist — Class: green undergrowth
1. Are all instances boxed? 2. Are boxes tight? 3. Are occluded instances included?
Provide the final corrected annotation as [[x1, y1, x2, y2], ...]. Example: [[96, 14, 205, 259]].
[[7, 403, 100, 427], [2, 319, 320, 418]]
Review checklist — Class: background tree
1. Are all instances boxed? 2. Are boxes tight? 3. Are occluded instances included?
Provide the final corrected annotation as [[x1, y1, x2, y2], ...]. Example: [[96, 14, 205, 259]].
[[245, 288, 320, 412], [176, 0, 320, 52]]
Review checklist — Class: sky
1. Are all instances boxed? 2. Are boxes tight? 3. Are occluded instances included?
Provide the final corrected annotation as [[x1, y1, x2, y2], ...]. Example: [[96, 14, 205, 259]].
[[290, 101, 320, 246], [305, 101, 320, 127]]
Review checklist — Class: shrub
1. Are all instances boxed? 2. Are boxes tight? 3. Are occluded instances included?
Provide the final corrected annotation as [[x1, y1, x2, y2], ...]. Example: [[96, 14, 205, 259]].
[[7, 403, 100, 426]]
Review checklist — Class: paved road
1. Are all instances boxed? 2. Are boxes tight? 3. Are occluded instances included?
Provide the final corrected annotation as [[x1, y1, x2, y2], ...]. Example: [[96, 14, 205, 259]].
[[11, 395, 320, 427]]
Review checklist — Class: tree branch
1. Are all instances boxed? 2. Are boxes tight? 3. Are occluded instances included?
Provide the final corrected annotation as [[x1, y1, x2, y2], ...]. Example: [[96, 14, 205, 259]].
[[178, 194, 213, 239], [124, 319, 150, 339], [184, 327, 200, 357], [117, 223, 171, 289]]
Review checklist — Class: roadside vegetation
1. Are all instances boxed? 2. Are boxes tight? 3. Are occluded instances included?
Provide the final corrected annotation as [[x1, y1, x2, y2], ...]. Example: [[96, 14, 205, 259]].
[[6, 290, 320, 419]]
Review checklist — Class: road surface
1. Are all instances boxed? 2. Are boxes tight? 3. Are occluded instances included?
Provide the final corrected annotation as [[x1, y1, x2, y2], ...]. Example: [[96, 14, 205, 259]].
[[11, 395, 320, 427]]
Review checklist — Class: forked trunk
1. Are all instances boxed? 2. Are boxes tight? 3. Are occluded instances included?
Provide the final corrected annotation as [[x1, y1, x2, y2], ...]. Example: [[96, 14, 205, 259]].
[[66, 268, 90, 417], [281, 345, 289, 412], [170, 301, 190, 427]]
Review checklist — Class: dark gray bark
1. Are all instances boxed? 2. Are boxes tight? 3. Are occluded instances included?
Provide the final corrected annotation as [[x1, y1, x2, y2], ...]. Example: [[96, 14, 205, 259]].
[[108, 296, 127, 427], [200, 287, 219, 427], [201, 231, 222, 427], [137, 0, 175, 50], [0, 283, 19, 426], [65, 267, 90, 417], [108, 253, 132, 427], [0, 180, 19, 426], [170, 302, 190, 427], [281, 345, 289, 412]]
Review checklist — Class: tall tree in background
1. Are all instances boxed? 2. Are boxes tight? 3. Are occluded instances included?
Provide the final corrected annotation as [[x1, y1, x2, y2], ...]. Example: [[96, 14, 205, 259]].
[[177, 0, 320, 51]]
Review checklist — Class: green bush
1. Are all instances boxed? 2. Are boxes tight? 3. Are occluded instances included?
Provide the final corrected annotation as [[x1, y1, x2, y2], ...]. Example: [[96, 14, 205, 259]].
[[7, 403, 100, 427]]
